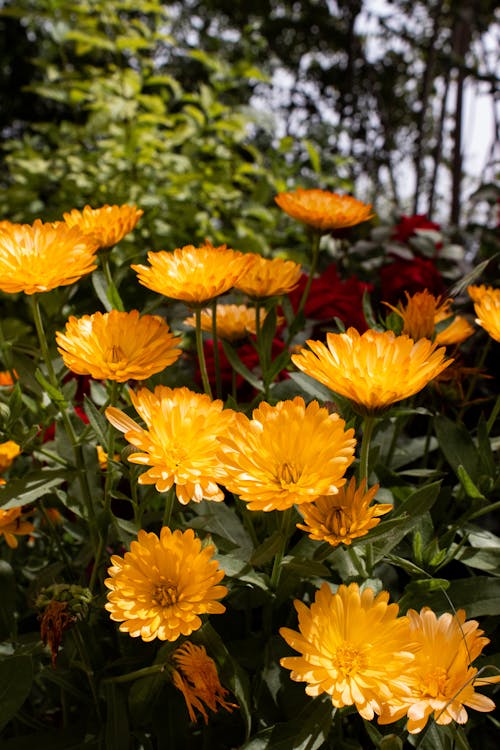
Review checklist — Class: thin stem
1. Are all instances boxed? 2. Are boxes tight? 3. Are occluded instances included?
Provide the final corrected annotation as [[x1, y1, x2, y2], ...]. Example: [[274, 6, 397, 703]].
[[71, 626, 102, 721], [297, 231, 321, 318], [0, 316, 17, 382], [100, 249, 124, 311], [358, 415, 376, 484], [194, 306, 213, 398], [162, 485, 177, 528], [102, 663, 170, 685], [270, 508, 293, 590], [210, 299, 222, 399], [457, 337, 491, 421], [486, 394, 500, 435], [254, 299, 270, 399], [29, 294, 58, 384], [347, 546, 367, 578]]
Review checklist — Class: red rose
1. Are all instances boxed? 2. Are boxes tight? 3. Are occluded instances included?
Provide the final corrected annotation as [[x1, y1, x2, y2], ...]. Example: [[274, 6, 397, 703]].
[[380, 256, 445, 305], [392, 214, 441, 244]]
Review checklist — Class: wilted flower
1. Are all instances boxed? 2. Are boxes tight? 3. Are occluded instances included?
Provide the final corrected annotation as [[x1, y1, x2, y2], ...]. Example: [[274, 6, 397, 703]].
[[275, 189, 374, 233], [36, 583, 92, 667], [0, 220, 99, 294], [132, 242, 253, 304], [292, 328, 452, 415], [378, 607, 500, 733], [56, 309, 182, 382], [219, 397, 356, 512], [280, 583, 414, 719], [234, 254, 302, 298], [0, 506, 35, 548], [172, 642, 237, 723], [0, 440, 21, 473], [296, 477, 392, 547], [63, 203, 143, 248], [106, 386, 234, 504], [105, 527, 227, 642], [468, 285, 500, 343]]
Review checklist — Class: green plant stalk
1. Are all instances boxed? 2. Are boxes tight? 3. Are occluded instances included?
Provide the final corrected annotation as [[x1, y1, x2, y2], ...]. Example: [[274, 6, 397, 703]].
[[103, 663, 171, 685], [346, 546, 367, 578], [458, 336, 492, 421], [100, 248, 125, 311], [162, 485, 177, 528], [254, 299, 270, 399], [270, 507, 293, 590], [486, 394, 500, 435], [296, 231, 321, 318], [358, 415, 376, 483], [210, 299, 222, 399], [71, 625, 102, 721], [194, 306, 213, 398], [0, 316, 17, 381]]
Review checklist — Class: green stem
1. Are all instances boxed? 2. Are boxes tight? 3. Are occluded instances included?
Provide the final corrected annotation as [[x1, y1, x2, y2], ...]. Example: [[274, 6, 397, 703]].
[[270, 508, 293, 590], [347, 546, 367, 578], [194, 306, 213, 398], [254, 300, 270, 399], [210, 299, 222, 399], [0, 316, 16, 382], [71, 625, 102, 721], [162, 485, 177, 528], [296, 231, 321, 318], [102, 663, 170, 685], [358, 415, 376, 484], [457, 336, 491, 421], [100, 249, 124, 311], [486, 394, 500, 435]]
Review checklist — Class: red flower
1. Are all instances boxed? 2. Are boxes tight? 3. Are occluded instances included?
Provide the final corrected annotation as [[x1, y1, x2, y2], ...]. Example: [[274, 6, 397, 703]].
[[380, 256, 445, 305], [392, 214, 440, 244], [288, 264, 372, 332]]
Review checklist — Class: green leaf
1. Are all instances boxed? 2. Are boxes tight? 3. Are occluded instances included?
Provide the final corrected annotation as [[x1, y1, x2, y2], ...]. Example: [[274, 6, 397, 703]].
[[34, 369, 67, 407], [457, 464, 487, 500], [448, 256, 497, 297], [0, 561, 16, 640], [250, 530, 283, 566], [405, 576, 500, 617], [240, 696, 335, 750], [434, 416, 479, 481], [83, 395, 109, 446], [189, 502, 253, 557], [0, 469, 71, 509], [105, 683, 130, 750], [91, 271, 113, 312], [302, 139, 321, 174], [0, 655, 33, 731], [222, 341, 263, 391]]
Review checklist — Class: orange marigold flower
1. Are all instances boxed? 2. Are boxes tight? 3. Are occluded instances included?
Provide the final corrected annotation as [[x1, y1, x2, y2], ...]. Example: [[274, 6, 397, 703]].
[[184, 303, 283, 341], [0, 506, 35, 548], [378, 607, 500, 733], [105, 527, 227, 642], [292, 328, 452, 415], [280, 582, 414, 720], [0, 440, 21, 473], [132, 242, 253, 305], [434, 304, 474, 347], [234, 254, 302, 298], [172, 642, 237, 723], [56, 309, 182, 383], [468, 285, 500, 343], [219, 397, 356, 512], [275, 188, 374, 233], [296, 477, 392, 547], [385, 290, 474, 346], [0, 220, 99, 294], [106, 386, 234, 504], [63, 204, 143, 249], [0, 370, 17, 387]]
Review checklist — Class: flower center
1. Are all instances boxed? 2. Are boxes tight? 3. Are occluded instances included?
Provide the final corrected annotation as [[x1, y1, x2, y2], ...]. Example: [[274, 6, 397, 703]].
[[277, 462, 300, 488], [333, 641, 366, 677], [325, 505, 350, 536], [106, 345, 126, 364], [153, 583, 178, 608], [419, 666, 448, 698]]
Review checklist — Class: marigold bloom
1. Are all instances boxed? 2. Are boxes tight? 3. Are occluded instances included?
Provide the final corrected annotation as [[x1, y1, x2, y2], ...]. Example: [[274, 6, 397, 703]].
[[296, 477, 392, 547], [0, 440, 21, 473], [63, 204, 143, 248], [275, 189, 374, 233], [434, 305, 474, 347], [280, 583, 414, 719], [185, 304, 283, 341], [132, 242, 253, 304], [0, 370, 17, 387], [106, 386, 234, 504], [56, 310, 182, 383], [378, 607, 500, 733], [219, 397, 356, 512], [172, 642, 237, 723], [0, 220, 99, 294], [234, 254, 302, 298], [105, 527, 227, 641], [292, 328, 452, 415], [385, 290, 474, 347], [468, 285, 500, 342], [0, 507, 35, 548]]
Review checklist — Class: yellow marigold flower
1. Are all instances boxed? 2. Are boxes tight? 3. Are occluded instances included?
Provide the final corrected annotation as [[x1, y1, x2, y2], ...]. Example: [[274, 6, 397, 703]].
[[234, 254, 302, 298], [0, 220, 99, 294], [63, 204, 143, 249], [280, 582, 414, 720], [0, 506, 35, 548], [219, 397, 356, 512], [385, 291, 474, 346], [292, 328, 452, 415], [184, 303, 282, 341], [468, 285, 500, 343], [55, 310, 182, 383], [275, 188, 375, 233], [131, 242, 253, 305], [0, 440, 21, 474], [172, 642, 237, 723], [434, 305, 474, 347], [0, 370, 17, 387], [106, 386, 234, 504], [96, 445, 120, 470], [105, 527, 227, 642], [296, 477, 392, 547], [378, 607, 500, 733]]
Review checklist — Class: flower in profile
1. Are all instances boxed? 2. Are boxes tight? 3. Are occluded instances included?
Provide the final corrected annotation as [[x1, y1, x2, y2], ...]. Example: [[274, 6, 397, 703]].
[[292, 328, 452, 415], [63, 204, 143, 248], [385, 290, 474, 346], [219, 397, 356, 512], [0, 507, 35, 548], [0, 440, 21, 473], [56, 309, 182, 383], [234, 254, 302, 298], [0, 220, 99, 294], [280, 583, 414, 719], [378, 607, 500, 733], [468, 285, 500, 343], [296, 477, 392, 547], [184, 304, 282, 342], [132, 242, 253, 305], [275, 189, 374, 233], [105, 527, 227, 641], [172, 642, 237, 723], [106, 386, 234, 504]]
